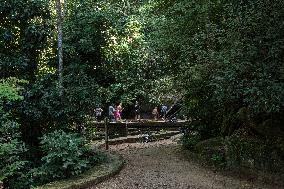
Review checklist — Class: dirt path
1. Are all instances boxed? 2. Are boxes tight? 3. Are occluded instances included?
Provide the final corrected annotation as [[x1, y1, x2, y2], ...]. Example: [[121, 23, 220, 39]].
[[89, 138, 281, 189]]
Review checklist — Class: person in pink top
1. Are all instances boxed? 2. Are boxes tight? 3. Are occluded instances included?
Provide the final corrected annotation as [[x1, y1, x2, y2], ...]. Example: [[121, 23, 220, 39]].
[[115, 102, 123, 121]]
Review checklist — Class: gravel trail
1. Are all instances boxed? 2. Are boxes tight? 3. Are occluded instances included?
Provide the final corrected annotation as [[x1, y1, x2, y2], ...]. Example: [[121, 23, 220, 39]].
[[89, 138, 281, 189]]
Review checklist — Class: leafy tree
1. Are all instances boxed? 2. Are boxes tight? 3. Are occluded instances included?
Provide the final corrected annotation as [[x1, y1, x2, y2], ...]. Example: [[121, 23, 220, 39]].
[[0, 78, 29, 188], [148, 0, 284, 135], [0, 0, 52, 81]]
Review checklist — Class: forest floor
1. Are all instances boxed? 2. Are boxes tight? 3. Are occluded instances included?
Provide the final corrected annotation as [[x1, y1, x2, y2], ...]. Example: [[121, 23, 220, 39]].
[[89, 136, 283, 189]]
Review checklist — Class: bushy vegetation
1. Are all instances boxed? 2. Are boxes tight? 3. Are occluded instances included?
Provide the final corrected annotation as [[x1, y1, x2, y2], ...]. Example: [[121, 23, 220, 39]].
[[0, 79, 102, 188], [32, 130, 105, 185], [0, 78, 30, 188], [225, 129, 284, 172]]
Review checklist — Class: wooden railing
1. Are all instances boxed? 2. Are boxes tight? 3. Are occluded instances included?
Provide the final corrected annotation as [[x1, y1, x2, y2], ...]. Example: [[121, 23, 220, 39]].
[[99, 119, 189, 150]]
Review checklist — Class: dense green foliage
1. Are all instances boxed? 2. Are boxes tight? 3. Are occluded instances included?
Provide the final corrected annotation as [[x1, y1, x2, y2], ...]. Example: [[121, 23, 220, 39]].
[[153, 0, 284, 171], [0, 0, 283, 187], [32, 130, 102, 184], [0, 0, 52, 81], [151, 0, 284, 124], [0, 78, 29, 188]]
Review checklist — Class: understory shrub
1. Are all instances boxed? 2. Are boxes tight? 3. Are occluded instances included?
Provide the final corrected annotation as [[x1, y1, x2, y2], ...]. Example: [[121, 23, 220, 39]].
[[83, 115, 98, 141], [32, 130, 102, 185], [194, 137, 226, 167], [182, 121, 219, 149], [0, 78, 30, 188], [182, 132, 201, 149], [0, 137, 29, 189], [186, 129, 284, 172], [225, 129, 284, 172]]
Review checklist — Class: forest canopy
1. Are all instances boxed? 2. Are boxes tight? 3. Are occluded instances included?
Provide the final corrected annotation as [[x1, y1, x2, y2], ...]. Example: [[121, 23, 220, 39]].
[[0, 0, 283, 188]]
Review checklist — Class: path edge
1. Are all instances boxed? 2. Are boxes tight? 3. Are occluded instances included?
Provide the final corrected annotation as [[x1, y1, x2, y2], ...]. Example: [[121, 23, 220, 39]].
[[34, 153, 124, 189]]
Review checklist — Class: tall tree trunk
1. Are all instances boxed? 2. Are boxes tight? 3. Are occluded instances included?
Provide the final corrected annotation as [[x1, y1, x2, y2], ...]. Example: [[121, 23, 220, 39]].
[[56, 0, 63, 96], [63, 0, 67, 18]]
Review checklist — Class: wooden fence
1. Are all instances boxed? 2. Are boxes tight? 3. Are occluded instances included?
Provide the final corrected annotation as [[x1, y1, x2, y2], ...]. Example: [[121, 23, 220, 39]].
[[98, 119, 189, 150]]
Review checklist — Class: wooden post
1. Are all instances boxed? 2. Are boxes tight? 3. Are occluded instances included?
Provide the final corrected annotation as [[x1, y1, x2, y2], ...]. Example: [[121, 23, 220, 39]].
[[125, 121, 128, 137], [104, 117, 109, 150]]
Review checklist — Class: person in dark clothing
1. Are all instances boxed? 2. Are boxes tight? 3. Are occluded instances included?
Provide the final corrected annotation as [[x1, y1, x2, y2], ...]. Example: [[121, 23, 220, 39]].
[[165, 101, 182, 122], [108, 104, 116, 122], [161, 104, 168, 121], [95, 106, 103, 122], [134, 101, 141, 121]]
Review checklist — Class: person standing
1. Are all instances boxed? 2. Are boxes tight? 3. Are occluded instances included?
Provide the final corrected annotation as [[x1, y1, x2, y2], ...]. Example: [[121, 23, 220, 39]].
[[95, 106, 103, 122], [108, 104, 115, 122], [161, 104, 168, 121], [152, 106, 159, 121], [134, 101, 141, 121], [115, 102, 123, 122]]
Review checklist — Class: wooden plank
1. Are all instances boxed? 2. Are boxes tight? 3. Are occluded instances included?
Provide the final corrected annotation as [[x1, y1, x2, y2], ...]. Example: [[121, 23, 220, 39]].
[[94, 120, 189, 129], [104, 118, 109, 150]]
